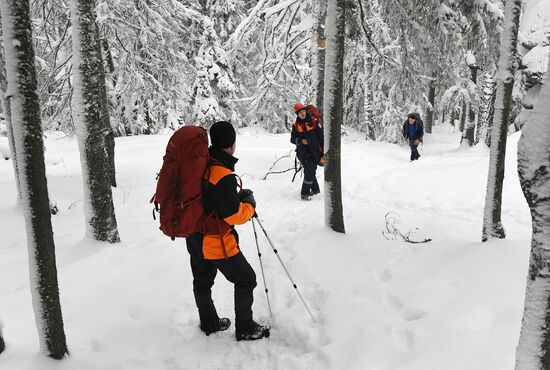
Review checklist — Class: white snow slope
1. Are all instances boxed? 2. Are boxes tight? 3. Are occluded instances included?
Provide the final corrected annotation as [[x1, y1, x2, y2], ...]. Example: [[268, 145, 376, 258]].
[[0, 125, 531, 370]]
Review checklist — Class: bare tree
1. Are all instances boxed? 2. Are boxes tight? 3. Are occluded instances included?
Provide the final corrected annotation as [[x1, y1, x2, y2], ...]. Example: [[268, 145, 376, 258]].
[[514, 56, 550, 370], [481, 0, 521, 242], [71, 0, 120, 243], [323, 0, 345, 233], [0, 0, 68, 359]]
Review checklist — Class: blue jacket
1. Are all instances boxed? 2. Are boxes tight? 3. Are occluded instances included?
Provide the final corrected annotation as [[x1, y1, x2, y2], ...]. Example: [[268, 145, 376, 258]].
[[402, 113, 424, 141]]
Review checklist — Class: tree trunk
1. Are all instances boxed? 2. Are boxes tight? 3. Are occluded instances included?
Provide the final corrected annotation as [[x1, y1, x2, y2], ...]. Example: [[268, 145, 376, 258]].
[[95, 23, 117, 187], [71, 0, 120, 243], [3, 96, 22, 202], [425, 76, 435, 134], [485, 87, 496, 147], [315, 0, 327, 116], [0, 0, 68, 359], [459, 101, 466, 132], [449, 109, 456, 127], [476, 73, 496, 146], [0, 33, 21, 202], [514, 56, 550, 370], [364, 50, 375, 140], [461, 65, 478, 146], [481, 0, 521, 242], [323, 0, 345, 233]]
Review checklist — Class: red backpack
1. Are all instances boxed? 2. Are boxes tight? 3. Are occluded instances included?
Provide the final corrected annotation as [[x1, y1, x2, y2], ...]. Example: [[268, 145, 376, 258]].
[[305, 104, 323, 126], [151, 126, 209, 240]]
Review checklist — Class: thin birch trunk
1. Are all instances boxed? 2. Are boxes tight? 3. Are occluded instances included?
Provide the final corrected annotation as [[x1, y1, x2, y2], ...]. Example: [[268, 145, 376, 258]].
[[3, 97, 22, 202], [0, 29, 21, 202], [476, 72, 496, 146]]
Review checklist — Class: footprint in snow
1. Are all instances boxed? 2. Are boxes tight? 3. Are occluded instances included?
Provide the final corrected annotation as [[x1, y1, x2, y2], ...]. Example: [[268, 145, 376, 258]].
[[374, 268, 392, 282], [385, 293, 427, 322], [392, 327, 415, 350]]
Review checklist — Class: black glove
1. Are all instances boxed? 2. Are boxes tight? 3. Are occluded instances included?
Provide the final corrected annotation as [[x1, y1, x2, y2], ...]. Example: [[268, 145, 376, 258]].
[[239, 189, 256, 208]]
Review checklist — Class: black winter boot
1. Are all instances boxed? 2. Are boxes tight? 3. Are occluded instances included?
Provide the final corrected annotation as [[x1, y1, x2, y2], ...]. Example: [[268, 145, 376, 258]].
[[235, 320, 270, 341], [200, 317, 231, 336]]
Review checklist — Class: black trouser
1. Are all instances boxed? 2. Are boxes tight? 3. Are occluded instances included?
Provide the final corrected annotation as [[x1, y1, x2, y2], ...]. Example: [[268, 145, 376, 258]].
[[300, 158, 320, 196], [409, 139, 420, 161], [186, 233, 257, 324]]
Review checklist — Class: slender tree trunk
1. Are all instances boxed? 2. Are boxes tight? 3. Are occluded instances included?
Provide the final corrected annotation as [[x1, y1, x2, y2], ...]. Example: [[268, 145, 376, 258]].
[[481, 0, 521, 242], [459, 101, 466, 132], [449, 109, 456, 127], [0, 0, 68, 359], [324, 0, 345, 233], [364, 50, 375, 140], [476, 72, 496, 146], [0, 330, 4, 354], [315, 0, 327, 116], [71, 0, 120, 243], [0, 32, 21, 202], [461, 65, 478, 146], [514, 56, 550, 370], [3, 96, 22, 203], [485, 87, 497, 147], [95, 23, 117, 187], [425, 76, 435, 134]]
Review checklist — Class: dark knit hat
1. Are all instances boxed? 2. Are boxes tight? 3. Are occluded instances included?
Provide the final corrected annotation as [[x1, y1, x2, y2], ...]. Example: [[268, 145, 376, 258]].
[[210, 121, 236, 149]]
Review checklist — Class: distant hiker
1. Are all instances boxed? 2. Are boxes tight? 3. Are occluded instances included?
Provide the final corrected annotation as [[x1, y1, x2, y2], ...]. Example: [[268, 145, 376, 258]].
[[402, 113, 424, 161], [185, 121, 270, 341], [290, 103, 325, 200]]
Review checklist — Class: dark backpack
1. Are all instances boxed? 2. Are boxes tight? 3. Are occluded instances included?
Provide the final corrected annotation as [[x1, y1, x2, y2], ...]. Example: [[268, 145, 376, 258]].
[[151, 126, 210, 240]]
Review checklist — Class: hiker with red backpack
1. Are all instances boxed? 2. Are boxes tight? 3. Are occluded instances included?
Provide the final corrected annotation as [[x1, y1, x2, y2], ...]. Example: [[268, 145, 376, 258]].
[[186, 121, 270, 341], [153, 121, 269, 341], [290, 103, 325, 200]]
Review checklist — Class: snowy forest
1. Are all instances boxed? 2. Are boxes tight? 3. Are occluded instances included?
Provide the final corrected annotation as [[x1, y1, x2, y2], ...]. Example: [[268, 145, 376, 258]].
[[1, 0, 550, 369]]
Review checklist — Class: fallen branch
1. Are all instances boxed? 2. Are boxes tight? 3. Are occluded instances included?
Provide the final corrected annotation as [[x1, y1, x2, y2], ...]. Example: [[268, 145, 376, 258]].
[[382, 211, 432, 244], [262, 150, 295, 180]]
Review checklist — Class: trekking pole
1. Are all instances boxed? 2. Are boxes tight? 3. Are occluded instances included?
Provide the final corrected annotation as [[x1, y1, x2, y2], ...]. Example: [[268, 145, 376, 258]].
[[251, 217, 273, 319], [253, 216, 317, 323]]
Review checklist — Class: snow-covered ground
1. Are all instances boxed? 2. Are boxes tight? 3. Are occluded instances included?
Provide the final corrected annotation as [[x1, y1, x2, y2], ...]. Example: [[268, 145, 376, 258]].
[[0, 125, 531, 370]]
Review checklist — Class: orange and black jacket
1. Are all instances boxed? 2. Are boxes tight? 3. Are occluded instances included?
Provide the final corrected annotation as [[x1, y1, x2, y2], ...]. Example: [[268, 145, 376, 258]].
[[201, 147, 255, 260], [290, 112, 324, 164]]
